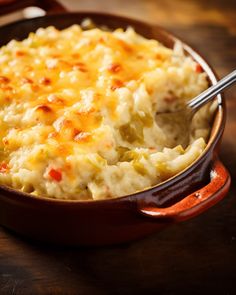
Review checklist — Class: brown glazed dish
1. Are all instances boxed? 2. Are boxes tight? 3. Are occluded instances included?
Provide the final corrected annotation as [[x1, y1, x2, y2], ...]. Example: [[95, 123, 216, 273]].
[[0, 0, 231, 245]]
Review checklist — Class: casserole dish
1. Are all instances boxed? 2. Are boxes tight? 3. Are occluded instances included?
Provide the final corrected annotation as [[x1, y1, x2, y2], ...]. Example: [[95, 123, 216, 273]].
[[0, 0, 231, 245]]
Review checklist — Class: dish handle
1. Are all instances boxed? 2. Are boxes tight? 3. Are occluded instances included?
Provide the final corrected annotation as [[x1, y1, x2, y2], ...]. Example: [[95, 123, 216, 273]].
[[138, 158, 231, 221], [0, 0, 66, 16]]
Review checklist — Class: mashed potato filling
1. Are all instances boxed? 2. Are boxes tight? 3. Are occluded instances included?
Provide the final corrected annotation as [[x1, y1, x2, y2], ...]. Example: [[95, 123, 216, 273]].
[[0, 25, 214, 200]]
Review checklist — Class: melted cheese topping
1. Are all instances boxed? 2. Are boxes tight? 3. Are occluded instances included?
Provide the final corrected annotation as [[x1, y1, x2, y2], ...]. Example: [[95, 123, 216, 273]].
[[0, 25, 212, 200]]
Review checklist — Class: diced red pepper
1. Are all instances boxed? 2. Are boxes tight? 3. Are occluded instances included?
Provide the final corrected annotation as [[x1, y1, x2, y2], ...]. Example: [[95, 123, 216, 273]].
[[0, 162, 8, 173], [110, 79, 124, 91], [49, 168, 62, 182], [39, 77, 51, 85], [15, 50, 26, 57], [195, 63, 203, 73], [0, 76, 10, 83], [35, 104, 53, 113], [107, 63, 122, 73]]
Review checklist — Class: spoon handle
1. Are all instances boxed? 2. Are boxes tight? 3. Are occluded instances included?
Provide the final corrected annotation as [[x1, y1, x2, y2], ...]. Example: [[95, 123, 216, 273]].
[[188, 69, 236, 110]]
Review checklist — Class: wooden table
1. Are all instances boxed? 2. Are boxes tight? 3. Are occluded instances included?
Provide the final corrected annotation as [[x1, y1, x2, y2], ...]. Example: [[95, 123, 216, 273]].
[[0, 0, 236, 294]]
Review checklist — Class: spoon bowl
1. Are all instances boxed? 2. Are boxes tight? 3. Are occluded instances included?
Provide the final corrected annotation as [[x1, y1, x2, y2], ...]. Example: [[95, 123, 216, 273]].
[[155, 107, 193, 148]]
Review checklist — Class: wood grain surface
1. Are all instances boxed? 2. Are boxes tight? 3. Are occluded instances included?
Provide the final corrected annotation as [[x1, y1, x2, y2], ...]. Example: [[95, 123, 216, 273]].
[[0, 0, 236, 294]]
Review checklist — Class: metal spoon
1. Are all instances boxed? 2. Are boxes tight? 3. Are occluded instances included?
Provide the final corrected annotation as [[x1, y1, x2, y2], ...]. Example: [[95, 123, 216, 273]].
[[155, 69, 236, 148]]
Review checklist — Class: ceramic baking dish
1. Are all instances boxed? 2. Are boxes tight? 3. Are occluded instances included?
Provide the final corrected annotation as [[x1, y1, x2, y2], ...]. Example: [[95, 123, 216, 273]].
[[0, 0, 231, 245]]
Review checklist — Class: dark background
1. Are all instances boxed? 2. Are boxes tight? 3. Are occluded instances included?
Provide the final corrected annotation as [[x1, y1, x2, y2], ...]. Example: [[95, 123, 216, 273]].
[[0, 0, 236, 294]]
